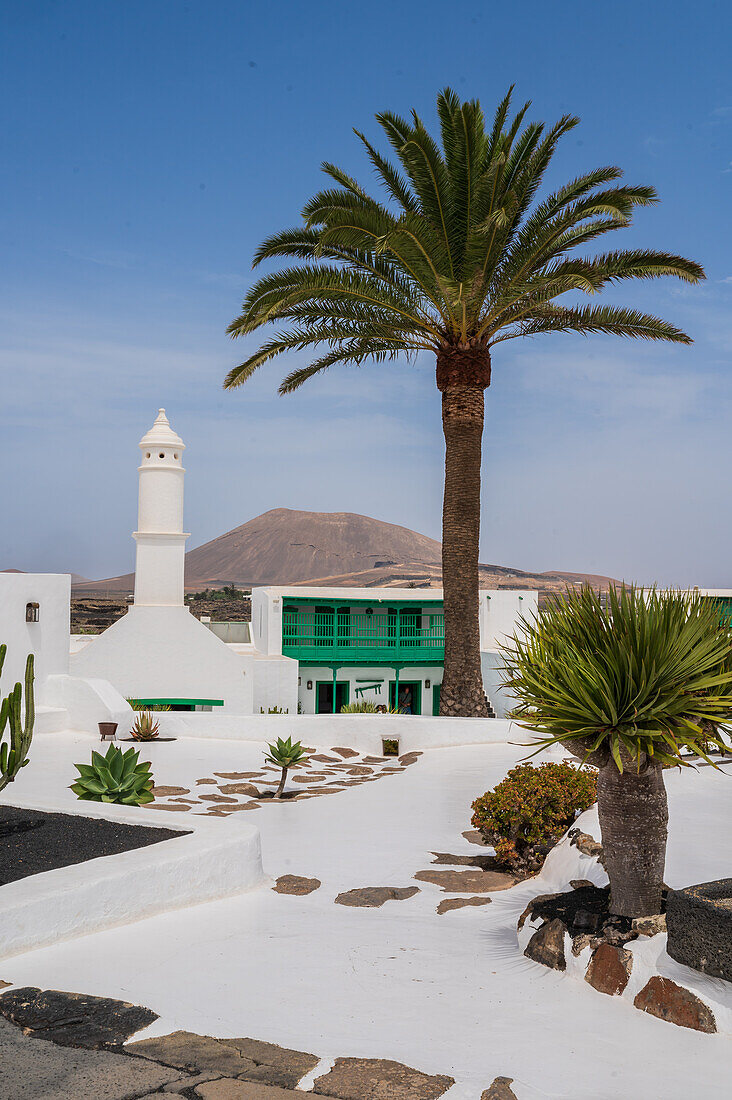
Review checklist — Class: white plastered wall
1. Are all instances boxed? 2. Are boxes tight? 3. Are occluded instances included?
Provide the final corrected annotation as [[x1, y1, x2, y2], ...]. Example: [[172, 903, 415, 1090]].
[[296, 664, 443, 715], [70, 605, 256, 713]]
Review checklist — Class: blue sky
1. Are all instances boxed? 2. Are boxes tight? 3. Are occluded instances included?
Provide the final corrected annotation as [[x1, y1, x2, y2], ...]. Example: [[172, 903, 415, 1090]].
[[1, 0, 731, 585]]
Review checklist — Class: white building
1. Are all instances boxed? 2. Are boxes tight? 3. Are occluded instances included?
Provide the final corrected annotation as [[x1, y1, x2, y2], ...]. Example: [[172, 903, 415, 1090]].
[[0, 571, 129, 734], [71, 410, 297, 715], [251, 585, 536, 717]]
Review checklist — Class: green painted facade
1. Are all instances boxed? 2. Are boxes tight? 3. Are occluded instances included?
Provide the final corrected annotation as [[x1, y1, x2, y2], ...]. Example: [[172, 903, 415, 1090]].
[[282, 598, 444, 667]]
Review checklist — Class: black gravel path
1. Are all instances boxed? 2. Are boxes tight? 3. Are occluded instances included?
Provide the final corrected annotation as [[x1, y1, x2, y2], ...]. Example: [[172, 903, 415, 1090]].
[[0, 806, 186, 885]]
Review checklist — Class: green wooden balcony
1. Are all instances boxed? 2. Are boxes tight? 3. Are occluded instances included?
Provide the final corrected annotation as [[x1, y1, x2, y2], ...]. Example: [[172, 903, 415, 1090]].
[[282, 607, 444, 665]]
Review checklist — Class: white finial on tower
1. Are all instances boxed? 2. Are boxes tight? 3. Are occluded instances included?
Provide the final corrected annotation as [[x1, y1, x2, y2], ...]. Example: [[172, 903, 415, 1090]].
[[133, 409, 189, 607]]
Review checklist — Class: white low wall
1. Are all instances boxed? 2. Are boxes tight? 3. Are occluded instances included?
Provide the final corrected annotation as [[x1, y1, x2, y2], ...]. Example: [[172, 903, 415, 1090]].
[[0, 800, 265, 962], [152, 712, 520, 754]]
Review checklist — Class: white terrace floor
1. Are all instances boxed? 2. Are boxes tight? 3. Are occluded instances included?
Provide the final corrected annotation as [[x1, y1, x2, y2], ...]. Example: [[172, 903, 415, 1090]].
[[4, 732, 732, 1099]]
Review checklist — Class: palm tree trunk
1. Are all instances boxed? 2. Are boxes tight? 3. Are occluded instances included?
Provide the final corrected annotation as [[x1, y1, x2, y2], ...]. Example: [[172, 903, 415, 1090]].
[[597, 759, 668, 916], [275, 766, 289, 799], [437, 346, 491, 717]]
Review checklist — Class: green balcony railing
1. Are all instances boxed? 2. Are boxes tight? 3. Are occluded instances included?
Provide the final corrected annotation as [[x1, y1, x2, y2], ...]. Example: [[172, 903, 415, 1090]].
[[282, 608, 444, 664]]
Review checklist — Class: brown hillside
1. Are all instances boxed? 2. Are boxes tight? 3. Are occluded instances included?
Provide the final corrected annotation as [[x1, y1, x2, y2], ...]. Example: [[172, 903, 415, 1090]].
[[71, 508, 619, 599]]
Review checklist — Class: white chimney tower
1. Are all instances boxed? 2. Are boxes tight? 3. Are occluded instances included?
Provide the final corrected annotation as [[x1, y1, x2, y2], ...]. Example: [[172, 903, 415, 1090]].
[[133, 409, 189, 607]]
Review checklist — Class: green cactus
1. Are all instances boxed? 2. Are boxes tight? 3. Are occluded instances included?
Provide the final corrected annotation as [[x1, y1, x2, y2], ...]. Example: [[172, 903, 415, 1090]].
[[0, 645, 35, 796]]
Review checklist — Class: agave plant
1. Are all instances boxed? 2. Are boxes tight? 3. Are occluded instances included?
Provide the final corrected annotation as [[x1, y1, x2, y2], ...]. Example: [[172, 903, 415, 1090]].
[[501, 585, 732, 916], [70, 743, 154, 806], [264, 736, 309, 799], [340, 700, 378, 713], [130, 711, 160, 741]]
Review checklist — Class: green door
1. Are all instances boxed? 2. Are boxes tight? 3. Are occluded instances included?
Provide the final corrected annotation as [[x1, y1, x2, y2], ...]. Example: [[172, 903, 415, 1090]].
[[389, 680, 421, 714], [432, 683, 441, 716], [316, 681, 349, 713]]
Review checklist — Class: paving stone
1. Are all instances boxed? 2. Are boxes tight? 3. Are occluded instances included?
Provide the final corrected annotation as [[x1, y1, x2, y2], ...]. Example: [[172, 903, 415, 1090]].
[[330, 747, 359, 758], [169, 798, 198, 804], [151, 786, 191, 797], [273, 875, 321, 895], [292, 774, 326, 783], [436, 896, 492, 915], [0, 1017, 184, 1100], [0, 980, 10, 990], [397, 753, 422, 766], [335, 886, 420, 908], [311, 754, 342, 763], [0, 987, 157, 1049], [163, 1071, 222, 1090], [430, 852, 497, 869], [197, 778, 219, 785], [223, 802, 261, 811], [633, 976, 716, 1032], [149, 803, 192, 812], [345, 766, 374, 776], [195, 1080, 300, 1098], [219, 783, 262, 797], [312, 1056, 453, 1098], [199, 793, 240, 803], [361, 756, 388, 764], [214, 772, 263, 780], [128, 1031, 318, 1087], [481, 1077, 518, 1099], [585, 944, 632, 996], [461, 829, 488, 847], [414, 869, 514, 893], [523, 920, 567, 971]]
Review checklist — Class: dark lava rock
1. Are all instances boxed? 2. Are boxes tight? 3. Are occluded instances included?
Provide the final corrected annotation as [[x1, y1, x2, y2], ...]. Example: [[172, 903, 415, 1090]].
[[273, 875, 321, 896], [313, 1056, 454, 1098], [334, 886, 420, 908], [666, 878, 732, 981], [0, 987, 157, 1049], [634, 976, 716, 1033], [585, 943, 632, 996], [521, 884, 639, 944], [523, 919, 567, 971], [568, 828, 603, 858]]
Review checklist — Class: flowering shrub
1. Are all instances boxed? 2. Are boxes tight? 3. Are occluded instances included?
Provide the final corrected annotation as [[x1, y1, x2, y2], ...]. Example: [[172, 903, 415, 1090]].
[[471, 761, 597, 873]]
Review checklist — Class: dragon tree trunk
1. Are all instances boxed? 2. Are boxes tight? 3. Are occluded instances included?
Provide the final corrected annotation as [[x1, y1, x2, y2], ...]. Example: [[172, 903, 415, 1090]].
[[597, 757, 669, 917]]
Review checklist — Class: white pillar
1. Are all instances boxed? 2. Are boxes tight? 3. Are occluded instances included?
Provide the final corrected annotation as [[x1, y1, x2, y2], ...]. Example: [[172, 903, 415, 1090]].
[[133, 409, 189, 607]]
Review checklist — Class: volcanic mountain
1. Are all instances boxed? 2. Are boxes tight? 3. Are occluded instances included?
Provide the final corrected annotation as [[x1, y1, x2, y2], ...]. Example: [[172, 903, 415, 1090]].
[[71, 508, 618, 598]]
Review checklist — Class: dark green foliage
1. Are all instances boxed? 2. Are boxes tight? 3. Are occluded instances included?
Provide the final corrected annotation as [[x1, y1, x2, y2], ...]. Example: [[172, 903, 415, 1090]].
[[382, 738, 400, 755], [225, 87, 703, 393], [471, 761, 597, 869], [501, 586, 732, 769], [70, 744, 154, 806], [187, 586, 247, 602], [0, 645, 35, 795]]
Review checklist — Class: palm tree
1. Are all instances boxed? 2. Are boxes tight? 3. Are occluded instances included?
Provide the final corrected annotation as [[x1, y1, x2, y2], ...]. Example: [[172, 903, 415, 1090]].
[[501, 586, 732, 916], [224, 88, 703, 717]]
